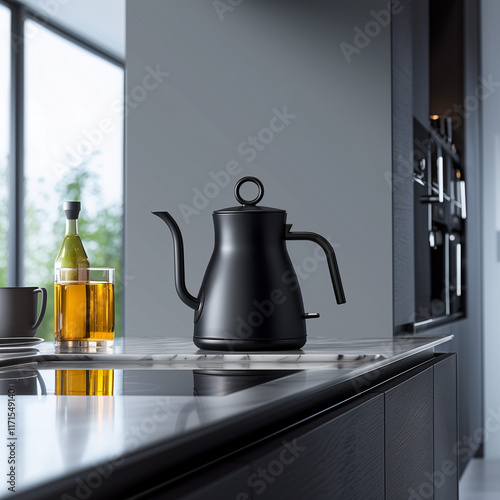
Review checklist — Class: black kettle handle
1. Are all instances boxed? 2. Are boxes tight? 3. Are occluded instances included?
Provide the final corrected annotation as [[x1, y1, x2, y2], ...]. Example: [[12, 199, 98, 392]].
[[285, 224, 346, 304]]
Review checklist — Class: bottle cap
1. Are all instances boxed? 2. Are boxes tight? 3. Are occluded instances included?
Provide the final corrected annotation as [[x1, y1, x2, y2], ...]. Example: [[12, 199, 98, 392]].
[[63, 201, 81, 220]]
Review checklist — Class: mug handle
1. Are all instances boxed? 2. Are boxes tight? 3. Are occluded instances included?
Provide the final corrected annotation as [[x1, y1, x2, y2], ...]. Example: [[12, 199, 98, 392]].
[[35, 371, 47, 396], [32, 288, 47, 330]]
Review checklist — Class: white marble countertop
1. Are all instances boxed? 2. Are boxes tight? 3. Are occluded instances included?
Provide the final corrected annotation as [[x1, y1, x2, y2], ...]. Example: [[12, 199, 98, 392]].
[[0, 335, 452, 499], [4, 334, 453, 369]]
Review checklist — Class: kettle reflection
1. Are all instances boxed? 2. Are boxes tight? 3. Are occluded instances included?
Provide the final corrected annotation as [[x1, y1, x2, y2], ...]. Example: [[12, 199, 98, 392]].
[[192, 369, 302, 396]]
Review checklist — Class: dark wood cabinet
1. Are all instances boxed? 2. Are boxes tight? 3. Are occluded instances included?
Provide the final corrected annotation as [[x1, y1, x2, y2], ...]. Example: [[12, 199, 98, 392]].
[[383, 366, 434, 499], [148, 354, 457, 500], [434, 353, 458, 500], [381, 354, 458, 499], [382, 353, 458, 499], [251, 393, 385, 500], [155, 462, 253, 500]]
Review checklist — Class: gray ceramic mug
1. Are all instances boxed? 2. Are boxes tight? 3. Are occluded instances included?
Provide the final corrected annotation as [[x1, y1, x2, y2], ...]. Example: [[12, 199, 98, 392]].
[[0, 287, 47, 338]]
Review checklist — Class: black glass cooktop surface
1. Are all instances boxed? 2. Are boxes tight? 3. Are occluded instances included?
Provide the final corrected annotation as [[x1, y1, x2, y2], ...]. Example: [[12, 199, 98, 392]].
[[0, 367, 302, 397]]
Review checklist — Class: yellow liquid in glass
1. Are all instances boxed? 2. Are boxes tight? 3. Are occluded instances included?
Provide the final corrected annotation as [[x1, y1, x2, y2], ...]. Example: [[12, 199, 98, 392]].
[[55, 282, 114, 342]]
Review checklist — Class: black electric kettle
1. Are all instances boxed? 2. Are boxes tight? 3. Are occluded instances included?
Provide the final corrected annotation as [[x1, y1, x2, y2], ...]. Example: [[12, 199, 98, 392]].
[[153, 177, 345, 351]]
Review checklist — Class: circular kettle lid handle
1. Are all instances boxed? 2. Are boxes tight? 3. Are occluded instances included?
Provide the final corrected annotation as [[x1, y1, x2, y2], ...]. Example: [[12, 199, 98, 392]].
[[234, 177, 264, 206]]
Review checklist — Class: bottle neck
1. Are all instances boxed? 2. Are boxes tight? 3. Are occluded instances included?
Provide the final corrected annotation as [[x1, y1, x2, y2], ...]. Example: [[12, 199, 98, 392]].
[[66, 219, 79, 235]]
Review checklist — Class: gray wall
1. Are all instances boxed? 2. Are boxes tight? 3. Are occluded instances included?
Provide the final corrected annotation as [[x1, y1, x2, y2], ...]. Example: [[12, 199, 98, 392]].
[[481, 0, 500, 458], [125, 0, 392, 340]]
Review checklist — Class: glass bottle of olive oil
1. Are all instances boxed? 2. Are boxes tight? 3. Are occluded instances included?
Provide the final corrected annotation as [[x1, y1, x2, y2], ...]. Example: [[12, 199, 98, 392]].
[[54, 201, 90, 342]]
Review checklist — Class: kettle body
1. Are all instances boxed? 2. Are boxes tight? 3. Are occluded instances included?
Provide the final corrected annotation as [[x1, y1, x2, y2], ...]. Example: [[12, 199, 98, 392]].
[[194, 212, 307, 350], [153, 177, 345, 351]]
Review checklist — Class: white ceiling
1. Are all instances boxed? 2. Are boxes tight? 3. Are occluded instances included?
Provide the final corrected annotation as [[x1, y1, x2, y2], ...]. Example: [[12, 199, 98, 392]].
[[18, 0, 125, 60]]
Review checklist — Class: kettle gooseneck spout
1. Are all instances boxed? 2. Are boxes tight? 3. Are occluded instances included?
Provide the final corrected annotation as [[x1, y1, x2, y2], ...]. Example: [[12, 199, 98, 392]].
[[152, 212, 200, 311]]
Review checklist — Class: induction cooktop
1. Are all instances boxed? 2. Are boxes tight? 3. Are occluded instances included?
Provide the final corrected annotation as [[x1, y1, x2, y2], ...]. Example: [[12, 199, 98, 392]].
[[0, 367, 302, 397]]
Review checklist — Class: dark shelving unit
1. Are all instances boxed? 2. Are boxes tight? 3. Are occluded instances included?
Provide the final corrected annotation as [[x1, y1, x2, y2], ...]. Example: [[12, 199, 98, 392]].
[[392, 0, 482, 477], [413, 116, 466, 328]]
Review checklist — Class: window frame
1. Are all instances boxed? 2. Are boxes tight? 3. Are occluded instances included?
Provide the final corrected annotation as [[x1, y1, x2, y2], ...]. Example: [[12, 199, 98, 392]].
[[0, 0, 125, 286]]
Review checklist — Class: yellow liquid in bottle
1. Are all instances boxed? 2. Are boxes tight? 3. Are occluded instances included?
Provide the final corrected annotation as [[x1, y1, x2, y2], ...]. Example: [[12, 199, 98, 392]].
[[55, 213, 90, 340]]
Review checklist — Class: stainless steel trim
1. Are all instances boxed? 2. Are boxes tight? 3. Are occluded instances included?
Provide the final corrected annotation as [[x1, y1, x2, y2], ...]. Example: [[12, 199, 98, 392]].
[[445, 233, 450, 315], [437, 155, 444, 203], [303, 313, 320, 319], [457, 243, 462, 297], [414, 313, 464, 329], [460, 180, 467, 219]]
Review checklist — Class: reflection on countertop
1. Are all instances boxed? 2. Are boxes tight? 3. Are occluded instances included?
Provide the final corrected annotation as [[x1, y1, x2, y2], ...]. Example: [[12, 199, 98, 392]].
[[55, 369, 114, 396]]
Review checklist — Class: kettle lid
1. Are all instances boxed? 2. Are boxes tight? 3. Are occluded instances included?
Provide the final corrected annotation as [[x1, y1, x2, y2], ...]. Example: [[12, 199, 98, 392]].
[[214, 177, 285, 214]]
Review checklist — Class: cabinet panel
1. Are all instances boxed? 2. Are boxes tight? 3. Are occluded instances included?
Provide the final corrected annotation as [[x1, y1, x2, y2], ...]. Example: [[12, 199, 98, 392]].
[[145, 460, 253, 500], [434, 353, 458, 499], [252, 393, 384, 500], [142, 355, 456, 500], [412, 0, 430, 124], [385, 367, 434, 500], [392, 0, 415, 331], [173, 466, 252, 500]]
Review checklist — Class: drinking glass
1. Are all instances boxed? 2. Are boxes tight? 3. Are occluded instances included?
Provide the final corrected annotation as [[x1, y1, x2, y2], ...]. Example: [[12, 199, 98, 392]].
[[55, 268, 115, 347]]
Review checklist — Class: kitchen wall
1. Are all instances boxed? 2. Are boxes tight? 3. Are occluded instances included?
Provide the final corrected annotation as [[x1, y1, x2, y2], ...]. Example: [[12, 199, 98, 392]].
[[481, 0, 500, 458], [125, 0, 392, 340]]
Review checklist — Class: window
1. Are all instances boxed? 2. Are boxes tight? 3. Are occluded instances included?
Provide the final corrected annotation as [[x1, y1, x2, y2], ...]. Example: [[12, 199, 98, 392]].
[[3, 5, 124, 339], [0, 5, 10, 286]]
